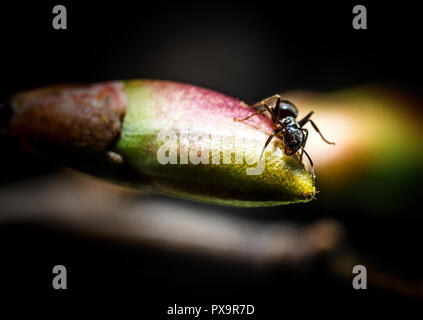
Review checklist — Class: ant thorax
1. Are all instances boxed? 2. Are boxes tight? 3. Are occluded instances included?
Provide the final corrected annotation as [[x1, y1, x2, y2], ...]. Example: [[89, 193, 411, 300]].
[[281, 116, 298, 128]]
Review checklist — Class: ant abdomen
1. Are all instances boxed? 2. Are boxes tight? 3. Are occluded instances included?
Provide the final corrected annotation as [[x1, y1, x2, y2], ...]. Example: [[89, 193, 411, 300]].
[[276, 100, 298, 120]]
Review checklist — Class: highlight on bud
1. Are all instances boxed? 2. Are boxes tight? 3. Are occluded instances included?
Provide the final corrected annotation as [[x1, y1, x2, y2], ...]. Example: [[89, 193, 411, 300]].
[[3, 79, 316, 206]]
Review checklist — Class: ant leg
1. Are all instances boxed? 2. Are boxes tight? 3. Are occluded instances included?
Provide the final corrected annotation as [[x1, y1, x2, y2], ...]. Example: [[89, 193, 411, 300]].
[[299, 111, 335, 145], [300, 128, 309, 161], [300, 146, 315, 187], [262, 103, 285, 127], [262, 103, 277, 120], [309, 119, 335, 145], [251, 94, 281, 109], [246, 95, 285, 127], [234, 108, 266, 122], [259, 129, 281, 160], [271, 96, 282, 123], [298, 111, 314, 127]]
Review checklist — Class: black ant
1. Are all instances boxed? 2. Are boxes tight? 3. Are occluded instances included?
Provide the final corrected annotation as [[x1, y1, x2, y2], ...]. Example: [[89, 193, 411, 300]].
[[235, 94, 335, 185]]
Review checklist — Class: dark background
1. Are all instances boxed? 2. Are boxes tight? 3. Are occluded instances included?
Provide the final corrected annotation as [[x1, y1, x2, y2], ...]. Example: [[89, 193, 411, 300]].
[[0, 0, 422, 315]]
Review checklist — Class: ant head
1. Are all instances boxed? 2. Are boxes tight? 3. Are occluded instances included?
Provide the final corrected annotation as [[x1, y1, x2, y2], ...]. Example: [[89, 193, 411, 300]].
[[284, 145, 298, 156], [283, 127, 305, 155]]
